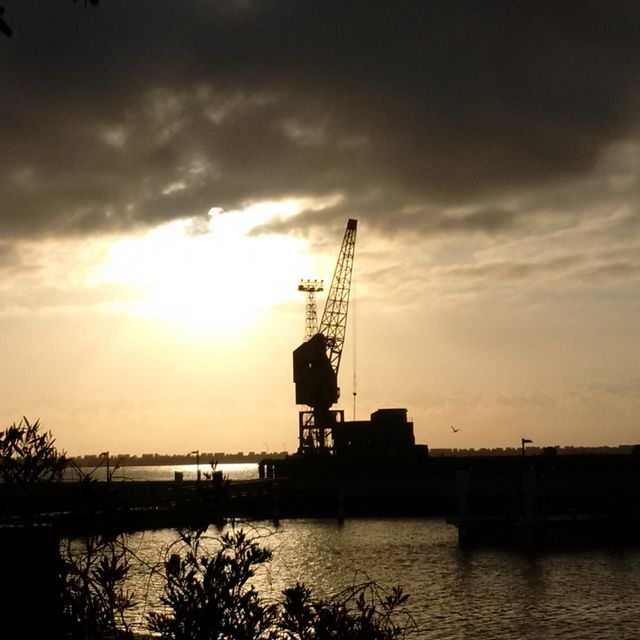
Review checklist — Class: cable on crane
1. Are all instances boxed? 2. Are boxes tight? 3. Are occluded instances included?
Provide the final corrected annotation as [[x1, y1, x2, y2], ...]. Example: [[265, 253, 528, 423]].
[[352, 273, 357, 421]]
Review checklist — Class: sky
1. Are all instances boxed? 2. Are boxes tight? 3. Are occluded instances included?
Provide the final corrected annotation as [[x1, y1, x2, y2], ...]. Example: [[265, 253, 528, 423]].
[[0, 1, 639, 455]]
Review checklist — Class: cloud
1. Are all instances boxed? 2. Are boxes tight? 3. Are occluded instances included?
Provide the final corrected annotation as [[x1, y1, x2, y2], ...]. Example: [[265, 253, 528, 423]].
[[2, 1, 640, 239], [0, 242, 19, 268]]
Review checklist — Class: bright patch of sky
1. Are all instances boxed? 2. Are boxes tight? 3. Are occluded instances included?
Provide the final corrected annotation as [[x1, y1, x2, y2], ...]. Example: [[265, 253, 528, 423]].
[[98, 201, 316, 336]]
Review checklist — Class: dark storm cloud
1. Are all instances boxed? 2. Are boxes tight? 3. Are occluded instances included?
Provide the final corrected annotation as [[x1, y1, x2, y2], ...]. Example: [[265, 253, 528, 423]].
[[381, 206, 519, 236], [2, 1, 640, 237], [254, 201, 517, 238]]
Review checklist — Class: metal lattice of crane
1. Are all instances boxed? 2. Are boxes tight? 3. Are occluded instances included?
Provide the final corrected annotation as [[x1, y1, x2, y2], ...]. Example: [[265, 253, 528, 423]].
[[298, 279, 323, 341], [319, 218, 358, 376]]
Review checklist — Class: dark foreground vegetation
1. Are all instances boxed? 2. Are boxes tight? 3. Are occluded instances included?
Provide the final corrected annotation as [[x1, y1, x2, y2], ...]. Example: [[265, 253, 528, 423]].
[[59, 524, 415, 639], [1, 418, 417, 639]]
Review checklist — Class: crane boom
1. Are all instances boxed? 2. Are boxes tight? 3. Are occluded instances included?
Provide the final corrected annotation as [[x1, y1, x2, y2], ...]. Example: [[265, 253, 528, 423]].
[[319, 218, 357, 375]]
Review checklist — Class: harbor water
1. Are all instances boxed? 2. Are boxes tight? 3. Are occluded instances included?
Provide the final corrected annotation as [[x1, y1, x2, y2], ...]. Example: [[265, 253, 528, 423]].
[[70, 462, 259, 482], [91, 465, 640, 638]]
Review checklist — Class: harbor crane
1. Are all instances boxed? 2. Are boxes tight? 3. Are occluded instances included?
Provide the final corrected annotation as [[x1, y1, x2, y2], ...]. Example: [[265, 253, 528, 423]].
[[293, 219, 357, 453]]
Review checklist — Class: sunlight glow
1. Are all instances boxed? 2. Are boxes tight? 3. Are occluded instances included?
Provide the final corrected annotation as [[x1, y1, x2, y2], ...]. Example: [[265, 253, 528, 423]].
[[98, 201, 317, 337]]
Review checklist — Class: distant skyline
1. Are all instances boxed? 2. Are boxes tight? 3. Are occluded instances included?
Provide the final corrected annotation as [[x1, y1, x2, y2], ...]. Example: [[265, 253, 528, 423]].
[[71, 444, 638, 460], [1, 2, 639, 455]]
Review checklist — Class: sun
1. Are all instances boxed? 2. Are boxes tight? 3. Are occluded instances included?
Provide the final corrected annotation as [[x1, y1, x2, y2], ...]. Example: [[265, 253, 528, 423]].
[[98, 201, 317, 338]]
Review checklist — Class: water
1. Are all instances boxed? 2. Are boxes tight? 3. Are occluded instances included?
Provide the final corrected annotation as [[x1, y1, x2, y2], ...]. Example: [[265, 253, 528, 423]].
[[124, 518, 640, 638], [68, 462, 258, 482], [69, 464, 640, 637]]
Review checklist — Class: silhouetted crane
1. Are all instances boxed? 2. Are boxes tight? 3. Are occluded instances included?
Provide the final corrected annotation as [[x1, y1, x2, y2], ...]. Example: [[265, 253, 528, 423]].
[[293, 219, 357, 453]]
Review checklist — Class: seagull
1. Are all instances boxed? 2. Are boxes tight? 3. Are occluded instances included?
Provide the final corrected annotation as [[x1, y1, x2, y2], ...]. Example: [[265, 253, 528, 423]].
[[450, 425, 460, 433]]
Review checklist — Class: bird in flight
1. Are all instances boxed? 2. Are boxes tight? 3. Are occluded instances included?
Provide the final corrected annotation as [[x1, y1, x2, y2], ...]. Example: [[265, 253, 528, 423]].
[[450, 425, 460, 433]]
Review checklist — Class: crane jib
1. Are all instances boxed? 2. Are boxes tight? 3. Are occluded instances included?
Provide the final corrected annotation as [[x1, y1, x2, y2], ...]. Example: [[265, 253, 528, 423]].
[[319, 219, 357, 376]]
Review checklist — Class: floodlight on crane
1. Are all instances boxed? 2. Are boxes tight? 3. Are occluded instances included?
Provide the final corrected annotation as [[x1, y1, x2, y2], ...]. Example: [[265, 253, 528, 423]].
[[298, 279, 324, 341]]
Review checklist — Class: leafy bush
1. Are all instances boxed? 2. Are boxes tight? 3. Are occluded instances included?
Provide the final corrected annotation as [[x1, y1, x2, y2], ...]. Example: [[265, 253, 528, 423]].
[[280, 581, 411, 640], [60, 532, 136, 639], [149, 528, 277, 639], [149, 526, 416, 640], [0, 416, 68, 483]]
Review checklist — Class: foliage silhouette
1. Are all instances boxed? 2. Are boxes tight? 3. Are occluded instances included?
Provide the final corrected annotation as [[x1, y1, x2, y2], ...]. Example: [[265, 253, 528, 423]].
[[0, 1, 101, 38], [149, 526, 278, 639], [148, 526, 416, 639], [279, 581, 411, 639], [0, 6, 11, 37], [60, 532, 136, 639], [0, 416, 68, 483]]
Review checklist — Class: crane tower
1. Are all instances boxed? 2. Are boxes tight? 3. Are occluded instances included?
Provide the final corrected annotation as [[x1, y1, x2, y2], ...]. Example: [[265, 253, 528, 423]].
[[298, 279, 323, 341], [293, 219, 357, 453]]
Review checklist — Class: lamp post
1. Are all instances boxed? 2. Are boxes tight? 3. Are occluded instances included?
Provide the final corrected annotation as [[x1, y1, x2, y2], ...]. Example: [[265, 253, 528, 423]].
[[100, 451, 110, 482], [521, 438, 533, 457], [189, 450, 200, 482]]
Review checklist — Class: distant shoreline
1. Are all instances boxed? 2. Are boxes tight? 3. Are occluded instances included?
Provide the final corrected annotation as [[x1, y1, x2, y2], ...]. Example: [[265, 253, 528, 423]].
[[71, 452, 288, 468], [70, 444, 639, 468]]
